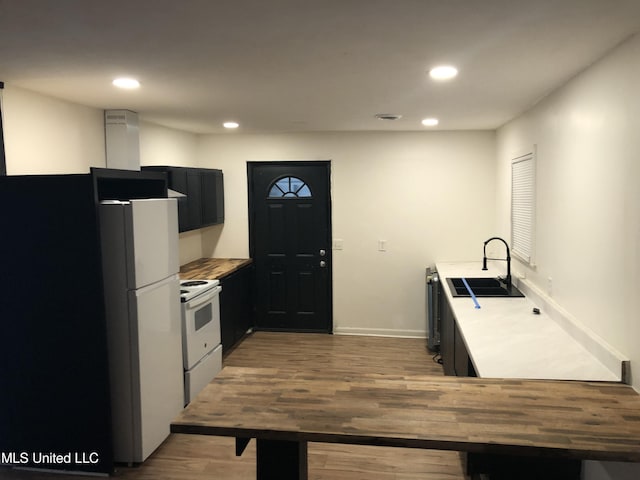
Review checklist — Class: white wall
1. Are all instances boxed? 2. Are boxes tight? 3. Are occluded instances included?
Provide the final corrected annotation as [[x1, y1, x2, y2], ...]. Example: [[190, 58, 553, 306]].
[[3, 85, 105, 174], [2, 87, 203, 264], [139, 120, 197, 168], [2, 85, 201, 172], [496, 34, 640, 480], [197, 131, 496, 336]]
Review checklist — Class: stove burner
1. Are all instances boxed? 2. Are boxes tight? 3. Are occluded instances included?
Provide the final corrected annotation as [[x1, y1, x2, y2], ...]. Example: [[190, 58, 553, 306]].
[[181, 280, 208, 287]]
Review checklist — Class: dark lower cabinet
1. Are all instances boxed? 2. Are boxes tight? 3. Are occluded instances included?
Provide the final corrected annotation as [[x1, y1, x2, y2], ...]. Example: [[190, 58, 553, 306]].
[[466, 452, 581, 479], [440, 288, 456, 376], [453, 323, 476, 377], [219, 264, 255, 354], [440, 288, 475, 377]]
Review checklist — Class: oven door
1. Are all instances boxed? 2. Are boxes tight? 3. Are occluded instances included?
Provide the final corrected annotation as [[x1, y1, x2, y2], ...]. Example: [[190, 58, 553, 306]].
[[181, 285, 222, 370]]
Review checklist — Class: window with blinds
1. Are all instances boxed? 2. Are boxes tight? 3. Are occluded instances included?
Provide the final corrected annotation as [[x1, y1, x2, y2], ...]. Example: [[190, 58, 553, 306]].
[[511, 151, 536, 265]]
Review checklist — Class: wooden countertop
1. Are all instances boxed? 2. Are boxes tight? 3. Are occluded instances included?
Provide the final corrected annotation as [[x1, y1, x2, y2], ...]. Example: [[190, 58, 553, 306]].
[[171, 366, 640, 463], [180, 257, 253, 280]]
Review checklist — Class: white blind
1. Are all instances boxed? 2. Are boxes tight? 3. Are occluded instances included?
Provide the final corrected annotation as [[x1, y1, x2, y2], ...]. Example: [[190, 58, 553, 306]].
[[511, 152, 535, 264]]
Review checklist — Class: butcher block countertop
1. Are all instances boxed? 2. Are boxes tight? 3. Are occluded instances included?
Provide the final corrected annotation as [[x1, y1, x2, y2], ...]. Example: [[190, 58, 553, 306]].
[[172, 366, 640, 463], [180, 257, 253, 280]]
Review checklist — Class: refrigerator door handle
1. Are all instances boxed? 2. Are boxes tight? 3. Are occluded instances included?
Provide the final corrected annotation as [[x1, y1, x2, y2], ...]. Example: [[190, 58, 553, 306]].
[[132, 274, 180, 296]]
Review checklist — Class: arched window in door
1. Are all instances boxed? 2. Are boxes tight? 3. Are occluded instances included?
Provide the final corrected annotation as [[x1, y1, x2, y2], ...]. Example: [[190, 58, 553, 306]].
[[268, 176, 312, 198]]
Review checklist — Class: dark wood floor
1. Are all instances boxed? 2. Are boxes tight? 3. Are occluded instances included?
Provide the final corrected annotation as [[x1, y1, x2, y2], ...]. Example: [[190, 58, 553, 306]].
[[0, 332, 467, 480]]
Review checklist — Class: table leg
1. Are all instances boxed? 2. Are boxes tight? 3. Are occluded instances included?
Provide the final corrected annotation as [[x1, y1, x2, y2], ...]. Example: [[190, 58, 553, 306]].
[[256, 439, 308, 480], [236, 437, 251, 456]]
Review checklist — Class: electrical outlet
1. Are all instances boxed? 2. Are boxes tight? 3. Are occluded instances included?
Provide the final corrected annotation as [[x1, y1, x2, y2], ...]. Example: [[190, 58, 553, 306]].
[[332, 239, 344, 250]]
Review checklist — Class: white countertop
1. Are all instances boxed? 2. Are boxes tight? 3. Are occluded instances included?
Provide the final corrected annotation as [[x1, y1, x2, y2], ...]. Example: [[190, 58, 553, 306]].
[[435, 261, 621, 382]]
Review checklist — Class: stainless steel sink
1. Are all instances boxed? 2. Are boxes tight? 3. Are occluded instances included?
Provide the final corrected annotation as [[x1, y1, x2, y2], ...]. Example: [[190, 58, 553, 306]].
[[446, 277, 524, 297]]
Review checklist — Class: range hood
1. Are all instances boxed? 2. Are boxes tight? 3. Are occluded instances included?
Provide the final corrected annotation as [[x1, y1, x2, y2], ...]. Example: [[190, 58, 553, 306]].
[[104, 109, 185, 198], [104, 109, 140, 171]]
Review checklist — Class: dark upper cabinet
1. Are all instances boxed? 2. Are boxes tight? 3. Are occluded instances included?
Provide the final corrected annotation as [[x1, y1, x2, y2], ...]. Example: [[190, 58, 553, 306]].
[[143, 166, 224, 232], [167, 168, 190, 232], [201, 169, 224, 225], [186, 169, 203, 230]]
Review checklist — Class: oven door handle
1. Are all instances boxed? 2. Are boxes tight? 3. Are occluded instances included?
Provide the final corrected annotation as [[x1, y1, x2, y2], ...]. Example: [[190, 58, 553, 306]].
[[184, 285, 222, 310]]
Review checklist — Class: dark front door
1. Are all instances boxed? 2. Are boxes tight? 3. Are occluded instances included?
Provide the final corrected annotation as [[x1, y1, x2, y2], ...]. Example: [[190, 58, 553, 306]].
[[248, 161, 332, 332]]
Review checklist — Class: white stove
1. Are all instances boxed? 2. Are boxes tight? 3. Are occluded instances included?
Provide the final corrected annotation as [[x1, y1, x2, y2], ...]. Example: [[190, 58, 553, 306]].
[[179, 277, 223, 405], [180, 279, 220, 302]]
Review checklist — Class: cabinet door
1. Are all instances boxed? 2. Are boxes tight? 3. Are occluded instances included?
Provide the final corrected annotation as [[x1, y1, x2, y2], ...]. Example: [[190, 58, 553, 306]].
[[201, 170, 222, 226], [232, 264, 253, 343], [214, 170, 224, 224], [186, 169, 203, 230], [440, 293, 455, 376], [219, 265, 255, 353], [168, 168, 190, 233], [454, 323, 470, 377]]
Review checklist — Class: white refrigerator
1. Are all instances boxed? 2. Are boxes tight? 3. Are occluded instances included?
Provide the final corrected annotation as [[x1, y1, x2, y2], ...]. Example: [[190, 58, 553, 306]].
[[99, 198, 184, 464]]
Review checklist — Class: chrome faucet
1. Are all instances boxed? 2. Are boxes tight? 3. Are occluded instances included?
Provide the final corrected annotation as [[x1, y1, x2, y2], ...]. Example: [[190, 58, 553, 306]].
[[482, 236, 512, 288]]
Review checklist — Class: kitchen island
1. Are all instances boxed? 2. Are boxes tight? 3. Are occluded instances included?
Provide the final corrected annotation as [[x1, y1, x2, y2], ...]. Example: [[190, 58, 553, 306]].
[[172, 366, 640, 480]]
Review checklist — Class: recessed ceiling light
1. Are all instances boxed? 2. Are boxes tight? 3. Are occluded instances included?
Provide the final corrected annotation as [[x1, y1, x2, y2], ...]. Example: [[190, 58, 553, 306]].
[[429, 65, 458, 81], [421, 118, 439, 127], [223, 121, 239, 129], [112, 77, 140, 89]]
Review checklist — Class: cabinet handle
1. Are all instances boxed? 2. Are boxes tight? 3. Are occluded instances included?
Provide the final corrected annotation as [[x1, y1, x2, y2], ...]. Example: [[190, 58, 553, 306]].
[[319, 249, 326, 257], [320, 260, 327, 268]]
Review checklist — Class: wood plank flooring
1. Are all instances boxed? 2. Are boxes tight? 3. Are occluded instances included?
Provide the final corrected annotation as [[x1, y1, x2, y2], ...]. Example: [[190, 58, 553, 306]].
[[0, 332, 466, 480]]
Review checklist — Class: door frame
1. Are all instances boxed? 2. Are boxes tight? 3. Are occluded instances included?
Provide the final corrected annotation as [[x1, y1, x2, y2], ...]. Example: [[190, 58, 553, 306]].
[[247, 160, 333, 332]]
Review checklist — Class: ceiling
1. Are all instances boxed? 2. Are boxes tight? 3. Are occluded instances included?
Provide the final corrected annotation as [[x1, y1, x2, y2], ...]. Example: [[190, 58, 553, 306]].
[[1, 0, 639, 134]]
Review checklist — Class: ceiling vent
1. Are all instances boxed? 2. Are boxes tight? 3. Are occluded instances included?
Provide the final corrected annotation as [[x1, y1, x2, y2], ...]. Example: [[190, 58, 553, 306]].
[[105, 109, 140, 170], [374, 113, 402, 121]]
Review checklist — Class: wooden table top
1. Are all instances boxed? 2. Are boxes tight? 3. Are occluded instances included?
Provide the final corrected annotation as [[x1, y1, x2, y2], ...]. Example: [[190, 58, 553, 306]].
[[180, 257, 252, 280], [171, 367, 640, 463]]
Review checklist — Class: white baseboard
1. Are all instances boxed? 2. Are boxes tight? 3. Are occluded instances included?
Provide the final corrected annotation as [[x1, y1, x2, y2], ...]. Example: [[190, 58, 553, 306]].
[[333, 327, 427, 339]]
